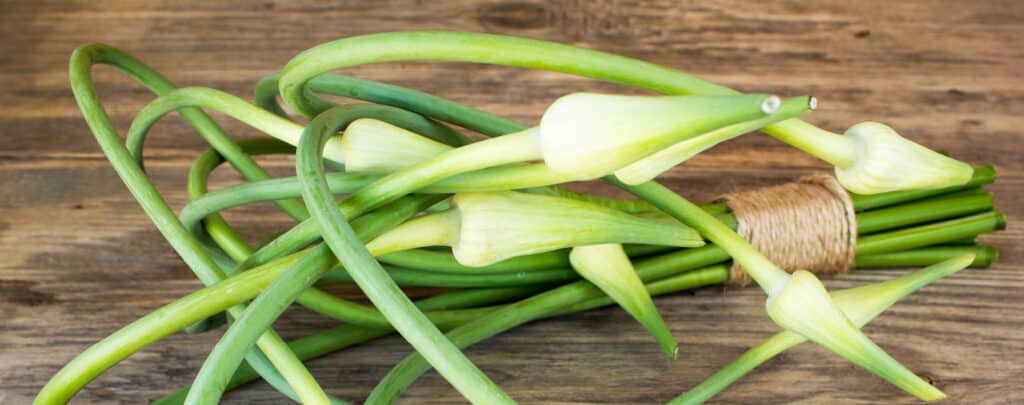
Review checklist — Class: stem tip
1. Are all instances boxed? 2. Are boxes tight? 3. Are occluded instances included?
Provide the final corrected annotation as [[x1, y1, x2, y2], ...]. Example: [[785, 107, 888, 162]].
[[761, 95, 781, 114]]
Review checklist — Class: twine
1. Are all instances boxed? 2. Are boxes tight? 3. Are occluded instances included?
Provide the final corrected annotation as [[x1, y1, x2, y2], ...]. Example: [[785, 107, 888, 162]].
[[718, 175, 857, 286]]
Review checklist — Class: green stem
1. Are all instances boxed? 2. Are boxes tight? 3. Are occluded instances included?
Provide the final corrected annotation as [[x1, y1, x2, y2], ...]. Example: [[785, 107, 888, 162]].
[[39, 191, 987, 405], [126, 87, 312, 161], [855, 246, 997, 268], [378, 248, 570, 274], [319, 266, 577, 288], [856, 192, 993, 234], [944, 236, 979, 245], [185, 247, 331, 405], [184, 192, 442, 404], [365, 248, 731, 403], [183, 139, 506, 335], [154, 287, 540, 405], [128, 87, 469, 167], [856, 211, 1006, 255], [606, 177, 789, 294], [295, 105, 515, 404], [276, 31, 856, 167], [185, 138, 302, 262], [186, 149, 995, 285], [265, 47, 993, 218], [60, 43, 328, 405], [37, 240, 560, 405], [239, 128, 540, 273], [849, 165, 996, 211], [154, 265, 722, 405], [34, 248, 306, 404]]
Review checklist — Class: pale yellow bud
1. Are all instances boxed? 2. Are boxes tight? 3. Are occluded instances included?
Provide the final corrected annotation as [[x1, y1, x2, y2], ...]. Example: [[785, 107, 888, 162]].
[[340, 119, 452, 173], [835, 122, 972, 194]]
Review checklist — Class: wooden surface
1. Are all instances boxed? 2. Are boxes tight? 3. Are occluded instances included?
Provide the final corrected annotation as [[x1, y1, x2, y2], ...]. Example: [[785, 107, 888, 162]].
[[1, 1, 1022, 403]]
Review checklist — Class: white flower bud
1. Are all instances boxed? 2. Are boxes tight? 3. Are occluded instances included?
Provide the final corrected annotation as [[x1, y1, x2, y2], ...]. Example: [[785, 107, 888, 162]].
[[694, 255, 971, 403], [835, 122, 973, 194], [340, 119, 452, 173], [539, 93, 779, 181], [766, 270, 945, 401], [452, 191, 704, 266]]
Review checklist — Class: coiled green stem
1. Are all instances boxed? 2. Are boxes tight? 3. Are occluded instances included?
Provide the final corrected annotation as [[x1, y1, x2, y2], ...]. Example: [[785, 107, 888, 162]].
[[55, 43, 329, 405], [292, 105, 516, 404]]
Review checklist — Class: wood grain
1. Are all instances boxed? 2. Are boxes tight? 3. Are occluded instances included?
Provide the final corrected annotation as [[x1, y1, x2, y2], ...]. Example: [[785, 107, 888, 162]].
[[1, 1, 1022, 403]]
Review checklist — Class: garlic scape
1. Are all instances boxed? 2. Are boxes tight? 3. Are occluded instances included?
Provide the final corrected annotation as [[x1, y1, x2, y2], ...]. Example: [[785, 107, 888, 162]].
[[570, 244, 677, 359], [340, 92, 786, 193], [453, 191, 704, 266], [765, 269, 946, 401], [834, 122, 973, 194], [340, 118, 454, 173], [539, 93, 781, 181], [765, 118, 974, 194], [610, 179, 948, 403], [675, 254, 974, 404], [365, 191, 704, 268], [614, 96, 817, 185]]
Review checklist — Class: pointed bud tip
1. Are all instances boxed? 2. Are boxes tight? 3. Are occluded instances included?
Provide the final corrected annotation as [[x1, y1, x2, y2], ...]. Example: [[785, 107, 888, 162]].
[[911, 380, 947, 402], [923, 388, 947, 401]]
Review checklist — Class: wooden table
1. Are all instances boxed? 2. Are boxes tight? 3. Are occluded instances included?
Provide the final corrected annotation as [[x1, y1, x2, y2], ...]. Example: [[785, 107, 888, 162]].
[[2, 1, 1021, 403]]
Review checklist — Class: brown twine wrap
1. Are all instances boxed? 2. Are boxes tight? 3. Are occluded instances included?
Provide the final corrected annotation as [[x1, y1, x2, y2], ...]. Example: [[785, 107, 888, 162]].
[[718, 175, 857, 286]]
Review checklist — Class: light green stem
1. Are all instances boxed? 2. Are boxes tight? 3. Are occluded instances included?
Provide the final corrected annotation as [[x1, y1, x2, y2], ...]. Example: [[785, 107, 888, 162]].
[[294, 105, 515, 404], [59, 43, 330, 405], [278, 31, 857, 167]]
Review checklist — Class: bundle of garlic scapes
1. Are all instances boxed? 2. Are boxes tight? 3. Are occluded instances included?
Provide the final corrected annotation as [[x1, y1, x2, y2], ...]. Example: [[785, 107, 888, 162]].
[[42, 32, 1004, 405]]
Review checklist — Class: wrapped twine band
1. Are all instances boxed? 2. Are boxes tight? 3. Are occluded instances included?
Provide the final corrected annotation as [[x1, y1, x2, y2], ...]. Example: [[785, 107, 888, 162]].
[[718, 174, 858, 286]]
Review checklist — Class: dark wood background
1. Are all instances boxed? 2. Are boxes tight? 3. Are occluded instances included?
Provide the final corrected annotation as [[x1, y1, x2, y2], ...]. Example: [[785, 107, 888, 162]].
[[1, 1, 1021, 403]]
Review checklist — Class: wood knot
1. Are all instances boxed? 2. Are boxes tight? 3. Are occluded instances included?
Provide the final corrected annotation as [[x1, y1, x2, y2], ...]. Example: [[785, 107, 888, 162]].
[[478, 1, 553, 30], [0, 280, 58, 306]]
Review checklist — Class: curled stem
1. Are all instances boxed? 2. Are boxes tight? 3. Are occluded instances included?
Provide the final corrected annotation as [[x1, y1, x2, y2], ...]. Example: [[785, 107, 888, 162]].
[[292, 105, 515, 404]]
